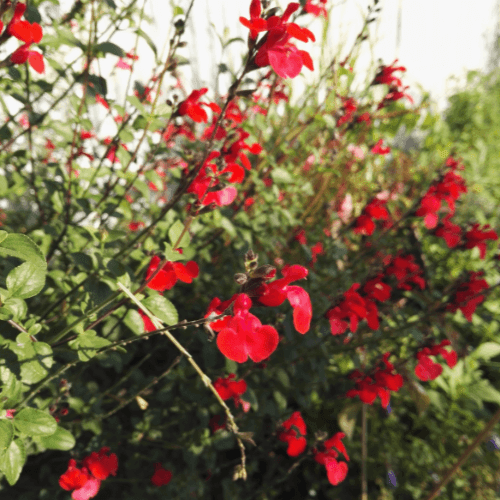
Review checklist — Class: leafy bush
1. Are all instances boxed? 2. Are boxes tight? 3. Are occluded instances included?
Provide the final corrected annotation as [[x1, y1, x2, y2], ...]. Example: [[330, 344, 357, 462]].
[[0, 1, 499, 499]]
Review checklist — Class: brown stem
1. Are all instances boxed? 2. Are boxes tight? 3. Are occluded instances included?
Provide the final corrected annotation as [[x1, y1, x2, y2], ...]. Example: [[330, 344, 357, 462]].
[[423, 407, 500, 500]]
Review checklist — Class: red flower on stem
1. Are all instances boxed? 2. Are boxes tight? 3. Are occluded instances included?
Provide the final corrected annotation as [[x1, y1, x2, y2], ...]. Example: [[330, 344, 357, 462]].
[[145, 255, 199, 292], [178, 88, 221, 123], [447, 271, 489, 321], [415, 340, 457, 381], [464, 224, 498, 259], [277, 411, 307, 456], [213, 374, 251, 412], [313, 432, 349, 485], [254, 264, 312, 334], [151, 463, 173, 486], [241, 2, 315, 79], [59, 448, 118, 500], [215, 294, 279, 363], [346, 353, 403, 408]]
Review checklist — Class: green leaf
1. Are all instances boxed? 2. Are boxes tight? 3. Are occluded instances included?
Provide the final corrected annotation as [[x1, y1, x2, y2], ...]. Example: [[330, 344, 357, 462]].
[[168, 220, 190, 249], [472, 342, 500, 360], [0, 233, 47, 299], [0, 439, 25, 485], [38, 426, 75, 450], [7, 335, 54, 385], [124, 309, 146, 335], [126, 95, 146, 115], [6, 261, 46, 299], [95, 41, 124, 57], [135, 28, 157, 58], [271, 168, 293, 183], [0, 420, 14, 457], [337, 402, 361, 440], [14, 408, 57, 436], [143, 295, 178, 326], [68, 331, 112, 362]]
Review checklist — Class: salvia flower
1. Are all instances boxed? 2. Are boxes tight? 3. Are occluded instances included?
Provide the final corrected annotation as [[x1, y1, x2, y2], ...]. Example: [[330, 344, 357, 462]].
[[59, 447, 118, 500], [277, 411, 307, 456], [216, 293, 280, 363], [145, 255, 199, 292], [415, 340, 457, 382], [254, 264, 312, 334], [177, 88, 221, 123], [151, 463, 172, 487], [213, 374, 251, 412], [313, 432, 349, 485], [446, 271, 489, 321]]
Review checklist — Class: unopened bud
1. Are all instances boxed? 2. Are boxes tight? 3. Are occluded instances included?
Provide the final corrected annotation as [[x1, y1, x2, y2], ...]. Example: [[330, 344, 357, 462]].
[[234, 273, 248, 285], [252, 265, 275, 279]]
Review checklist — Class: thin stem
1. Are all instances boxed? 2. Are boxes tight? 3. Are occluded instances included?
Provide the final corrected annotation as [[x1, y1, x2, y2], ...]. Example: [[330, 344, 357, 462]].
[[423, 407, 500, 500]]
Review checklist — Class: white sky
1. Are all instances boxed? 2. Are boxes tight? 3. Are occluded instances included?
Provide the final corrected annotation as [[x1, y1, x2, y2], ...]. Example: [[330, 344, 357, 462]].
[[139, 0, 499, 112]]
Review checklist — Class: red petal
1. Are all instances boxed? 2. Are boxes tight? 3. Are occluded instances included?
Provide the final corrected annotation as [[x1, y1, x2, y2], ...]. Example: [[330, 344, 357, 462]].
[[217, 327, 249, 363], [325, 458, 348, 485], [286, 286, 312, 334], [287, 436, 307, 456], [28, 51, 45, 74], [246, 325, 280, 362], [268, 47, 303, 79], [72, 477, 101, 500], [31, 23, 43, 43]]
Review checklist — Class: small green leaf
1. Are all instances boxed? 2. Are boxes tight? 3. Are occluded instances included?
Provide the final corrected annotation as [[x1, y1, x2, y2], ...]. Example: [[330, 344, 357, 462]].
[[271, 168, 293, 183], [143, 295, 178, 326], [68, 331, 111, 362], [0, 420, 14, 457], [14, 408, 57, 436], [168, 220, 190, 249], [95, 41, 124, 57], [0, 439, 25, 485], [38, 426, 75, 451], [124, 309, 146, 335]]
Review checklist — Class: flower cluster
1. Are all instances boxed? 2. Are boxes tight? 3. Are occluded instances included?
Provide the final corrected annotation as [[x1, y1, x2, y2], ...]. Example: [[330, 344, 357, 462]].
[[3, 3, 44, 73], [312, 432, 350, 486], [277, 412, 350, 486], [59, 448, 118, 500], [145, 255, 199, 292], [277, 411, 307, 456], [240, 1, 315, 79], [213, 373, 251, 412], [446, 271, 489, 321], [177, 88, 221, 123], [415, 340, 458, 381], [353, 198, 389, 236], [416, 160, 467, 229], [305, 0, 328, 18], [346, 353, 403, 408], [372, 59, 413, 108]]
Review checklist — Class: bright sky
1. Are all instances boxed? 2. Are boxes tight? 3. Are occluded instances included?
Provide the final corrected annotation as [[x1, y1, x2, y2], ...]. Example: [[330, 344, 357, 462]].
[[140, 0, 499, 111]]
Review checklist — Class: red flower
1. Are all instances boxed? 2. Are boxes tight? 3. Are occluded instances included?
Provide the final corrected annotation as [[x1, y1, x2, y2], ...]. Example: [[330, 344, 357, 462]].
[[178, 88, 221, 123], [434, 215, 462, 248], [415, 340, 457, 381], [353, 198, 389, 236], [213, 374, 251, 411], [447, 271, 488, 321], [385, 254, 425, 291], [371, 139, 391, 155], [311, 241, 324, 264], [239, 0, 268, 39], [145, 256, 199, 292], [128, 221, 145, 232], [95, 94, 109, 109], [327, 283, 372, 335], [255, 265, 312, 334], [209, 414, 227, 433], [249, 3, 315, 79], [151, 463, 172, 486], [82, 447, 118, 480], [305, 0, 328, 18], [346, 353, 403, 408], [464, 224, 498, 259], [312, 432, 349, 485], [216, 293, 280, 363], [372, 59, 406, 87], [59, 448, 118, 500], [278, 411, 307, 456]]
